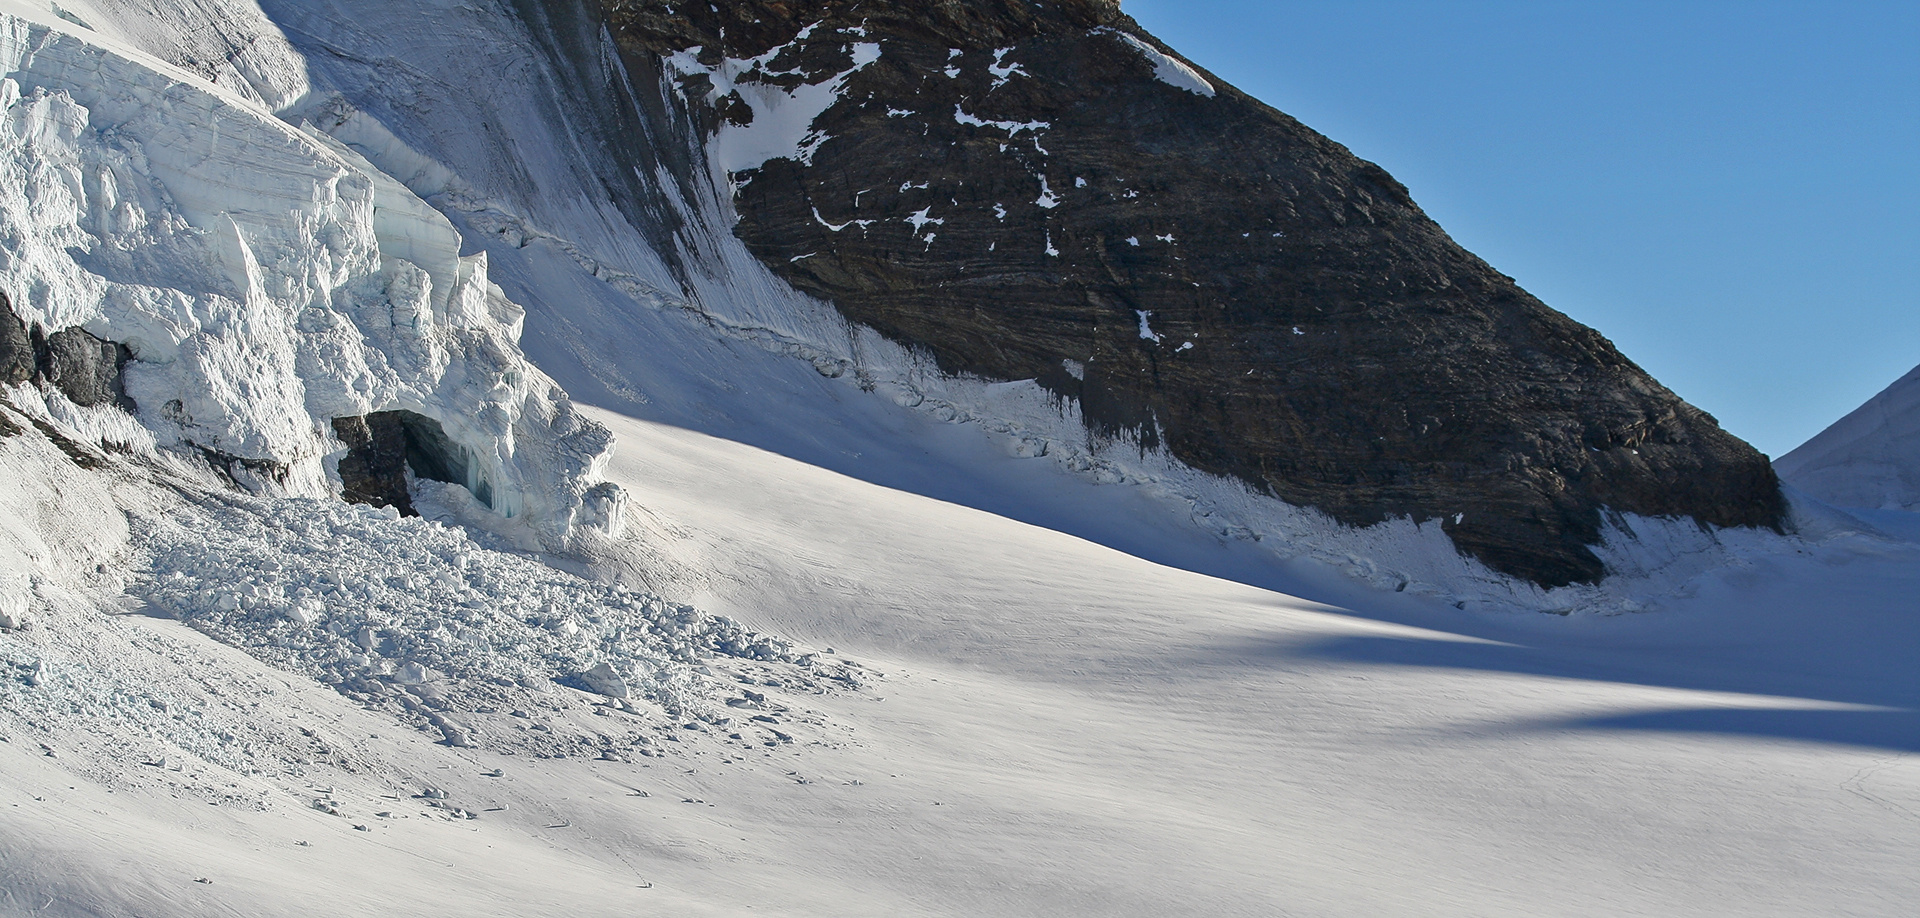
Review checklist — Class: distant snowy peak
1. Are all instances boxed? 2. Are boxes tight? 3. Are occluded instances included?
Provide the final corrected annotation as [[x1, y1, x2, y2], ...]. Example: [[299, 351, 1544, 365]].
[[0, 3, 621, 551], [1776, 363, 1920, 511]]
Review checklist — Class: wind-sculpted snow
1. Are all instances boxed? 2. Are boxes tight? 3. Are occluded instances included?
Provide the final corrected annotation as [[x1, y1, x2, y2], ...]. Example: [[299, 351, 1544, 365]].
[[0, 4, 621, 550], [129, 487, 836, 754]]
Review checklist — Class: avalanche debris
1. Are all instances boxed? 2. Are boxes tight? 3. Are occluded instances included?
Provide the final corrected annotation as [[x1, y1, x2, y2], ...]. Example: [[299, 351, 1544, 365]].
[[127, 488, 852, 757]]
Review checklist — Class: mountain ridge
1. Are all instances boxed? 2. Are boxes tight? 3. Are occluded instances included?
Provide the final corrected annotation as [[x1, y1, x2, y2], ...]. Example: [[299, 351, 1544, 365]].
[[600, 0, 1785, 586]]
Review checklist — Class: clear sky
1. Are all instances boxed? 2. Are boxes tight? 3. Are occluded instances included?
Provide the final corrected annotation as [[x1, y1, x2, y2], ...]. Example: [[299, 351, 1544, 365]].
[[1124, 0, 1919, 458]]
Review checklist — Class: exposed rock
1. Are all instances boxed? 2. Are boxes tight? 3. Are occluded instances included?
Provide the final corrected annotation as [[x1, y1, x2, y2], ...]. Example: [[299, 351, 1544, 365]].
[[333, 410, 492, 516], [4, 290, 136, 410], [602, 0, 1785, 587], [333, 413, 419, 516], [36, 326, 133, 410], [0, 295, 32, 386], [194, 447, 295, 493]]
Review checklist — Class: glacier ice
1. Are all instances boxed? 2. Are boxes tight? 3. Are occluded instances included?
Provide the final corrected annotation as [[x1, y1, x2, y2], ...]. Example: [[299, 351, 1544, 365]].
[[0, 4, 621, 551]]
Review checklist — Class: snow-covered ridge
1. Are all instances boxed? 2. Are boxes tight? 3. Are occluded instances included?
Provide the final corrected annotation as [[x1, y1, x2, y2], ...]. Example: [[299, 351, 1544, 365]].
[[1776, 362, 1920, 511], [0, 2, 620, 551]]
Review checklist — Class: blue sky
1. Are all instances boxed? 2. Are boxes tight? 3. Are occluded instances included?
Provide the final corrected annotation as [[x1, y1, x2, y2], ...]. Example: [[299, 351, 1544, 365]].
[[1125, 0, 1919, 458]]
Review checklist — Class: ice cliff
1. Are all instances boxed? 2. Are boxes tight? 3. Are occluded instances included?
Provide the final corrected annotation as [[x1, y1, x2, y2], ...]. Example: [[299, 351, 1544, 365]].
[[0, 1, 623, 551]]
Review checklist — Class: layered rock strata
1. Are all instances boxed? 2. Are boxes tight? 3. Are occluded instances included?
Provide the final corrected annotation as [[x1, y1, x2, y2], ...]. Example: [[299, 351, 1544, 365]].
[[602, 0, 1784, 586]]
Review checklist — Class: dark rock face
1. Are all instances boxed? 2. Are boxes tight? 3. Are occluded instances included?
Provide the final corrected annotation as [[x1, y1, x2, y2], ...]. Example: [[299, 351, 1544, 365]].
[[334, 414, 419, 515], [3, 290, 135, 410], [1, 297, 32, 388], [602, 0, 1784, 586], [333, 410, 487, 517], [36, 327, 133, 410]]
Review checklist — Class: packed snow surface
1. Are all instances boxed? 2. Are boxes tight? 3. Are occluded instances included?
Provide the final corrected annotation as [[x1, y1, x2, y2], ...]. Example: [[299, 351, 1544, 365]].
[[1777, 362, 1920, 511]]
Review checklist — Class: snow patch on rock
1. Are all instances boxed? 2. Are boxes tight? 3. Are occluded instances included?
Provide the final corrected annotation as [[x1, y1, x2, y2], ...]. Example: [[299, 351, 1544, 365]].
[[954, 104, 1050, 137], [1099, 29, 1216, 98], [666, 33, 881, 173]]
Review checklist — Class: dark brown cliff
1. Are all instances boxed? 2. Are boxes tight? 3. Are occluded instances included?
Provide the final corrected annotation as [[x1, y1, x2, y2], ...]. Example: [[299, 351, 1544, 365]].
[[601, 0, 1784, 587]]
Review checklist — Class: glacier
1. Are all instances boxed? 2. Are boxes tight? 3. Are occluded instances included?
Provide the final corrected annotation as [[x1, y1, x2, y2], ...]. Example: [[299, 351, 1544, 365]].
[[0, 2, 1914, 917], [0, 0, 622, 553]]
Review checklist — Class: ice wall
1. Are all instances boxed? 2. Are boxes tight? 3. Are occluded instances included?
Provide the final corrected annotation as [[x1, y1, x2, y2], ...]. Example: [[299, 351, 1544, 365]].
[[0, 2, 622, 550]]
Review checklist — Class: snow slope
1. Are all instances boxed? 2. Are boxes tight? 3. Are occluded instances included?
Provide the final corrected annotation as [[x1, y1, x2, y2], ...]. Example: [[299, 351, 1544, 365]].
[[4, 402, 1916, 917], [1777, 362, 1920, 511]]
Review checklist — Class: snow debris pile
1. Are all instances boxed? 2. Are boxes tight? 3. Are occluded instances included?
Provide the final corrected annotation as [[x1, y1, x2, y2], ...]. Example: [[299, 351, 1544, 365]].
[[0, 574, 28, 630], [0, 8, 620, 551], [129, 491, 839, 754]]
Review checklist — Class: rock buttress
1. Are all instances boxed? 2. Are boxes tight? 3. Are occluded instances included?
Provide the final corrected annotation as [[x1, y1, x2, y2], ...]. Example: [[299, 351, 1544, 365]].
[[602, 0, 1785, 587]]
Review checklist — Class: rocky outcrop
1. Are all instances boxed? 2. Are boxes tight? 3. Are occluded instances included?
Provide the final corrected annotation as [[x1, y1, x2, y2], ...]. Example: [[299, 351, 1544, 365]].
[[332, 410, 490, 517], [3, 291, 135, 411], [0, 296, 31, 388], [601, 0, 1784, 587], [332, 414, 419, 516]]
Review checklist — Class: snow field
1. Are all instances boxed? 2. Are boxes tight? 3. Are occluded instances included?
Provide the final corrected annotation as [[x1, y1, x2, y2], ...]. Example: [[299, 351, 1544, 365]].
[[574, 406, 1920, 918], [5, 400, 1917, 917]]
